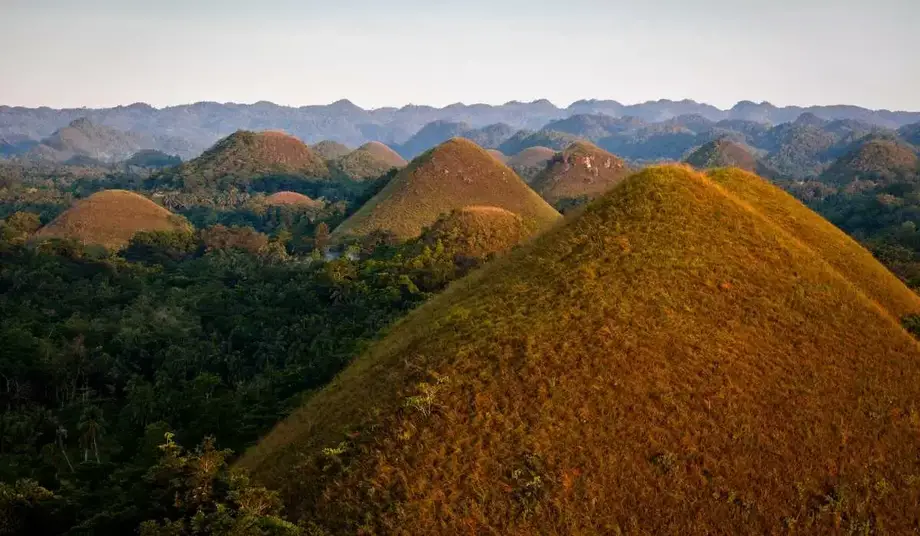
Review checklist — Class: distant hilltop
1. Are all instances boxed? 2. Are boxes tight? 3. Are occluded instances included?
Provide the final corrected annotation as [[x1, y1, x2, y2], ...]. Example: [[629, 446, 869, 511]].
[[2, 98, 919, 152]]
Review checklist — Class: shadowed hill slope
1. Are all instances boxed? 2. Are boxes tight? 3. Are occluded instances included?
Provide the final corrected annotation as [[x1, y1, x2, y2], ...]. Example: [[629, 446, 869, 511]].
[[819, 138, 919, 186], [333, 141, 407, 180], [420, 205, 525, 258], [310, 140, 352, 161], [531, 141, 632, 203], [684, 139, 759, 171], [707, 167, 920, 318], [162, 130, 329, 189], [34, 190, 189, 250], [242, 166, 920, 534], [330, 138, 560, 240]]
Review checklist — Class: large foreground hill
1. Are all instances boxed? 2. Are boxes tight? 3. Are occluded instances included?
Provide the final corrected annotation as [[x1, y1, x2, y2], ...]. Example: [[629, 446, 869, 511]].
[[242, 166, 920, 534]]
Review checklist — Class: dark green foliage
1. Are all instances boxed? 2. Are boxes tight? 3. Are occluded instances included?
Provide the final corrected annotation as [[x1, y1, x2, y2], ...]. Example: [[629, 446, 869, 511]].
[[0, 207, 470, 533]]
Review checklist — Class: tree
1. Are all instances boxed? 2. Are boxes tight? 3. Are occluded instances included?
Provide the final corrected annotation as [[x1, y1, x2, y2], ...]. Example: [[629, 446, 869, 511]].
[[77, 405, 105, 463], [312, 223, 330, 253]]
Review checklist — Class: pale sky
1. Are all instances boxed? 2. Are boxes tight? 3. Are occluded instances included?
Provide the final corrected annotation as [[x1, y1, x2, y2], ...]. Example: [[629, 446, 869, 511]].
[[1, 0, 918, 110]]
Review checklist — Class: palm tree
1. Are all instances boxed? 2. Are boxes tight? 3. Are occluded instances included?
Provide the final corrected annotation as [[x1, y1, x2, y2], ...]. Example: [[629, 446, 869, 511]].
[[77, 406, 106, 463]]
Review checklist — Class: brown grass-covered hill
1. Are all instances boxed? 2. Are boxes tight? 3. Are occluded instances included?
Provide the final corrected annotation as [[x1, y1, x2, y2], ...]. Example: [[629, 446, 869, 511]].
[[531, 141, 632, 204], [332, 141, 407, 180], [162, 130, 329, 189], [820, 138, 919, 187], [34, 190, 190, 250], [310, 140, 352, 161], [486, 149, 509, 163], [330, 138, 561, 241], [241, 165, 920, 534], [684, 138, 759, 171], [420, 205, 525, 259], [263, 191, 324, 208], [507, 146, 555, 182]]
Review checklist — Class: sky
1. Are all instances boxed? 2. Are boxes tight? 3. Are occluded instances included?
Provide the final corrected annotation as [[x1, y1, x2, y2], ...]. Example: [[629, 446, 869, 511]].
[[1, 0, 918, 111]]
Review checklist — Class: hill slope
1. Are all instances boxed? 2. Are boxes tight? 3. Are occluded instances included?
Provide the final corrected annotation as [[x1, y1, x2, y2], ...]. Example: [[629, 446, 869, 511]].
[[263, 191, 324, 207], [820, 138, 919, 186], [331, 138, 560, 240], [420, 205, 525, 258], [34, 190, 189, 249], [507, 146, 555, 182], [243, 166, 920, 534], [333, 141, 407, 180], [310, 140, 352, 161], [531, 141, 632, 203], [684, 138, 759, 171], [163, 130, 329, 189]]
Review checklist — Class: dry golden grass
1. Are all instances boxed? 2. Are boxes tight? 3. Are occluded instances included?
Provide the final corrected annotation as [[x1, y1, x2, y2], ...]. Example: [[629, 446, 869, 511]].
[[421, 205, 525, 258], [331, 137, 561, 240], [242, 165, 920, 534], [531, 141, 632, 203], [263, 191, 324, 207], [34, 189, 189, 250], [707, 167, 920, 318], [175, 130, 329, 181], [333, 141, 407, 180]]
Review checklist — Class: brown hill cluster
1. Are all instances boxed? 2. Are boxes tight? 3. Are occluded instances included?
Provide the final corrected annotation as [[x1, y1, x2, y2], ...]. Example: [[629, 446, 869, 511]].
[[330, 137, 560, 241], [242, 165, 920, 534], [34, 190, 189, 250]]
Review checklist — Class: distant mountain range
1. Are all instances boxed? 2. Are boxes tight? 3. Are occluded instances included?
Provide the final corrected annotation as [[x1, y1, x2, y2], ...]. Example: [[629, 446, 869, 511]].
[[2, 99, 919, 155]]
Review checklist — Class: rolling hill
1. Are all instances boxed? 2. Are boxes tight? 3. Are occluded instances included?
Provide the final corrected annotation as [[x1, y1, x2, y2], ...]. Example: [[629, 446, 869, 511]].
[[683, 138, 770, 176], [242, 165, 920, 534], [530, 141, 632, 204], [820, 138, 919, 186], [420, 205, 525, 259], [507, 146, 555, 182], [332, 141, 407, 180], [330, 138, 560, 240], [34, 189, 189, 250], [160, 130, 329, 189], [485, 149, 508, 163], [263, 191, 324, 207], [310, 140, 352, 161], [498, 129, 585, 155]]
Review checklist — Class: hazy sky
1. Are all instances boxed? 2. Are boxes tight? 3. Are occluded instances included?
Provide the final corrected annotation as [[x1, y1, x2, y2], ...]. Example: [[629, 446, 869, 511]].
[[2, 0, 918, 110]]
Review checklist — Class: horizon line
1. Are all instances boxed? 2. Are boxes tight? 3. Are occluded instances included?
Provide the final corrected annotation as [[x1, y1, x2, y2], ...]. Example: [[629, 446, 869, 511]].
[[2, 97, 919, 114]]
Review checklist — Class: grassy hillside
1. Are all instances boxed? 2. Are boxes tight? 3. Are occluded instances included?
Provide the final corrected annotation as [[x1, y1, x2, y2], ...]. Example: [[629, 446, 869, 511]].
[[684, 138, 759, 171], [507, 146, 555, 182], [263, 191, 324, 207], [820, 138, 919, 186], [163, 130, 329, 189], [34, 189, 190, 250], [332, 141, 407, 180], [311, 140, 352, 160], [242, 165, 920, 534], [420, 205, 525, 259], [531, 141, 632, 204], [330, 138, 560, 240]]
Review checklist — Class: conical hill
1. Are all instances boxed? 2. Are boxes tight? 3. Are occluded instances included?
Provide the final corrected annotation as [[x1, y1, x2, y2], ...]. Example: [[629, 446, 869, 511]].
[[242, 166, 920, 534], [531, 141, 632, 203], [330, 137, 561, 240], [34, 190, 189, 250]]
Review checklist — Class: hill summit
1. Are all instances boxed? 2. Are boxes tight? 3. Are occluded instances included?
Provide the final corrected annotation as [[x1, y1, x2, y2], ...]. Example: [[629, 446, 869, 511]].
[[310, 140, 352, 161], [531, 141, 632, 203], [333, 141, 407, 180], [684, 138, 761, 172], [820, 138, 919, 186], [331, 137, 561, 240], [34, 190, 189, 250], [165, 130, 329, 188], [242, 165, 920, 534]]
